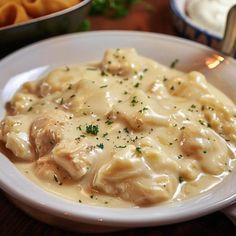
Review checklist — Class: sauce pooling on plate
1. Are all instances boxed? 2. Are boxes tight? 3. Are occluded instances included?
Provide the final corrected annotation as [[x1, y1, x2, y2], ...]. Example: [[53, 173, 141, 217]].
[[0, 48, 235, 207]]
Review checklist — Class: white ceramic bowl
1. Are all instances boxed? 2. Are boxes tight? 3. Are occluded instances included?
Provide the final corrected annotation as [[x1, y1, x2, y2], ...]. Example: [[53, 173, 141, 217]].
[[0, 31, 236, 232]]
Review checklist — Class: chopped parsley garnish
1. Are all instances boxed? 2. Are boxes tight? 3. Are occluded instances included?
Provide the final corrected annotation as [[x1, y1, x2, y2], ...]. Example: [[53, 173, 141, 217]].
[[136, 147, 142, 154], [101, 71, 108, 76], [131, 96, 138, 106], [124, 127, 129, 133], [178, 154, 183, 159], [86, 125, 99, 135], [178, 176, 184, 183], [97, 143, 104, 149], [60, 98, 64, 105], [115, 145, 127, 148], [198, 120, 205, 126], [170, 59, 179, 68], [105, 119, 113, 125], [54, 174, 59, 183], [27, 106, 33, 112], [100, 85, 108, 88], [103, 132, 108, 137], [53, 174, 62, 185], [70, 94, 76, 98], [134, 82, 140, 88]]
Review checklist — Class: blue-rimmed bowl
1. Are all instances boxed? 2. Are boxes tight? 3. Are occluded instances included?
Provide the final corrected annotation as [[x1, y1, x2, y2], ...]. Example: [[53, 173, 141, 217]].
[[0, 0, 91, 57], [170, 0, 222, 50]]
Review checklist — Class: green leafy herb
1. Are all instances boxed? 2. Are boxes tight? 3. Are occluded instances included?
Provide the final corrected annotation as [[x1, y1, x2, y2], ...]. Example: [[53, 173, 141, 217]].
[[170, 59, 179, 68], [178, 176, 184, 183], [105, 119, 113, 125], [86, 125, 99, 135], [97, 143, 104, 149], [136, 147, 142, 154], [100, 85, 108, 88], [131, 96, 138, 106], [27, 106, 33, 112], [90, 0, 139, 18], [124, 127, 129, 133]]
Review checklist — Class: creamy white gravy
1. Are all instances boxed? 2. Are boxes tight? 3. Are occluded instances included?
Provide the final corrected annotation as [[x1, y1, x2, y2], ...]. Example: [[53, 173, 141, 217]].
[[0, 48, 235, 207]]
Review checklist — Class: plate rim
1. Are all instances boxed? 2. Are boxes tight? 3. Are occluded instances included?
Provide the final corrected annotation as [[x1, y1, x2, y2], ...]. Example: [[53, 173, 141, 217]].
[[0, 31, 236, 227]]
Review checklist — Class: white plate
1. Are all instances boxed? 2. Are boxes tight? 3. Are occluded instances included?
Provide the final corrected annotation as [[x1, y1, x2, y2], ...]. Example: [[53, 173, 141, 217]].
[[0, 31, 236, 231]]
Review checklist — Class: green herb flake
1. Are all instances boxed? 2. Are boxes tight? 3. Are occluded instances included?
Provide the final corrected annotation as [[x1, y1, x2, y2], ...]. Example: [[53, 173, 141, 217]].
[[97, 143, 104, 149], [134, 82, 140, 88], [100, 85, 108, 88], [86, 125, 99, 135], [178, 176, 184, 183], [136, 147, 142, 154], [178, 154, 183, 159], [101, 71, 108, 76], [115, 145, 127, 148], [198, 120, 205, 126], [60, 98, 64, 105], [131, 96, 138, 106], [124, 127, 129, 133], [170, 59, 179, 68], [105, 119, 113, 125], [27, 106, 33, 112]]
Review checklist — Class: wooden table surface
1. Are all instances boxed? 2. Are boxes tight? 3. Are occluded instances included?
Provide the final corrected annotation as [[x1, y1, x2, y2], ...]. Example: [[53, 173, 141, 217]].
[[0, 1, 235, 235]]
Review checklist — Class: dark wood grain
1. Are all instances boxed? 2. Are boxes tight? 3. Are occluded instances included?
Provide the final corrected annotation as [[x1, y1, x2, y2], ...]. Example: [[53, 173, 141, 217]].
[[0, 0, 235, 235]]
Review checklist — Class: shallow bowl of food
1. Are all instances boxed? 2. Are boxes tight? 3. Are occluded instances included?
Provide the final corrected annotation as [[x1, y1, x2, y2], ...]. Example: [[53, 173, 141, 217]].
[[0, 0, 91, 57], [170, 0, 236, 51], [0, 31, 236, 232]]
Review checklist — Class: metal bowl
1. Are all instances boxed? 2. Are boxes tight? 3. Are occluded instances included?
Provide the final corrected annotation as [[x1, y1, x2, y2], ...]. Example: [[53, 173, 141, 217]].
[[0, 0, 91, 57]]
